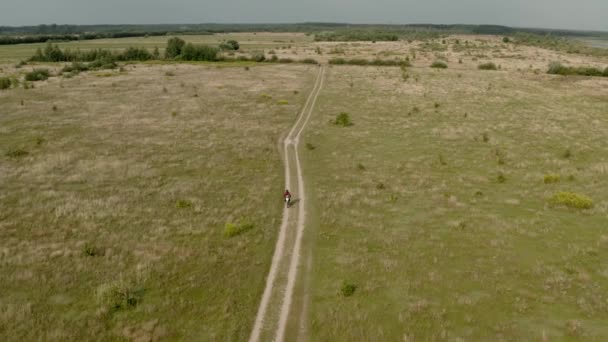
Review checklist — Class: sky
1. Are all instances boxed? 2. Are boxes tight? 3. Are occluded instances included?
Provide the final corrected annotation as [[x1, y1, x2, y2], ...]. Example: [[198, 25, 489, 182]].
[[2, 0, 607, 31]]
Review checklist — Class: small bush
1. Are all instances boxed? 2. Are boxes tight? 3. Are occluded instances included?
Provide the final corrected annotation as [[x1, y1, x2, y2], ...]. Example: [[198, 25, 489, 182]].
[[25, 68, 50, 81], [6, 149, 29, 158], [356, 163, 365, 171], [478, 62, 498, 70], [305, 143, 315, 150], [548, 62, 605, 77], [430, 61, 448, 69], [165, 71, 175, 76], [224, 220, 254, 238], [300, 58, 319, 65], [277, 100, 289, 105], [175, 199, 192, 209], [83, 243, 104, 257], [544, 174, 560, 184], [503, 37, 511, 43], [333, 112, 353, 127], [482, 132, 490, 143], [563, 149, 572, 159], [497, 172, 506, 183], [341, 281, 357, 297], [550, 191, 593, 209], [0, 77, 11, 90]]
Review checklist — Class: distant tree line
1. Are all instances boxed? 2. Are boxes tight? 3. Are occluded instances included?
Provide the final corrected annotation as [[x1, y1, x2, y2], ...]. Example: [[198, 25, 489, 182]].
[[0, 31, 170, 46]]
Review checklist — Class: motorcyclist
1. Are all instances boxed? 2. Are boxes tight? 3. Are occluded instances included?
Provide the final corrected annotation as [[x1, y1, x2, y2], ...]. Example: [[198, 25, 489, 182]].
[[284, 189, 292, 206]]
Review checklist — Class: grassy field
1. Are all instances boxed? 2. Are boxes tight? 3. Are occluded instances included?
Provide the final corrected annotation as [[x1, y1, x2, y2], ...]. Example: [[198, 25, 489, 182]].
[[302, 62, 608, 339], [2, 32, 608, 340], [0, 62, 316, 340]]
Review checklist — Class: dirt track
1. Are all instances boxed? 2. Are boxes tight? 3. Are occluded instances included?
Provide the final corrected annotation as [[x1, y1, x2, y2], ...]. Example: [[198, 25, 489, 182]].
[[249, 66, 325, 342]]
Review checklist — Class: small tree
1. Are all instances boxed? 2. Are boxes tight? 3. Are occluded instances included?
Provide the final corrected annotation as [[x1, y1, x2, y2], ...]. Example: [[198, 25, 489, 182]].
[[165, 37, 185, 59]]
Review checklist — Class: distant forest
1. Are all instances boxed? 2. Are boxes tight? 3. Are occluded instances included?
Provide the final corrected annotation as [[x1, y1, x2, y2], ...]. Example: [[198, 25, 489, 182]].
[[1, 23, 606, 45]]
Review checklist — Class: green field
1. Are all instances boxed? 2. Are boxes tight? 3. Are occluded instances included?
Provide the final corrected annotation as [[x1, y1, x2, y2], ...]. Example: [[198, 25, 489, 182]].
[[0, 62, 316, 340], [303, 65, 608, 340]]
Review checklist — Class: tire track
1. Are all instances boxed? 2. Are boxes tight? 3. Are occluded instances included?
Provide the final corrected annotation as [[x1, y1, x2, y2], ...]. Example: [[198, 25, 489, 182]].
[[249, 66, 325, 342]]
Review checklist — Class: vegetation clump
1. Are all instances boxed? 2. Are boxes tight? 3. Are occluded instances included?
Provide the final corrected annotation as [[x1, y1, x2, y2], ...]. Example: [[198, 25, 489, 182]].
[[96, 281, 140, 312], [219, 40, 240, 51], [430, 61, 448, 69], [340, 281, 357, 297], [224, 220, 254, 238], [550, 191, 593, 209], [547, 62, 607, 77], [478, 62, 498, 70], [544, 174, 560, 184], [329, 58, 409, 67], [25, 68, 50, 81], [175, 199, 193, 209], [6, 149, 29, 158], [333, 112, 353, 127]]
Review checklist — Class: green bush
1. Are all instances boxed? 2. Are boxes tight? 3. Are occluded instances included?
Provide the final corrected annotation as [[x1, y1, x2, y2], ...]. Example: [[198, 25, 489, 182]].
[[0, 77, 11, 90], [333, 112, 353, 127], [497, 172, 506, 183], [180, 43, 219, 61], [6, 149, 29, 158], [548, 62, 606, 77], [165, 37, 186, 59], [25, 69, 50, 81], [175, 199, 192, 209], [544, 174, 560, 184], [550, 191, 593, 209], [329, 58, 408, 67], [430, 61, 448, 69], [224, 220, 254, 238], [300, 58, 319, 64], [478, 62, 498, 70], [340, 281, 357, 297], [219, 40, 240, 51]]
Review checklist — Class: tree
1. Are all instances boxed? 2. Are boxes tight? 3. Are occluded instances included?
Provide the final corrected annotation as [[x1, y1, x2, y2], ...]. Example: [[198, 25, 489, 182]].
[[165, 37, 185, 59]]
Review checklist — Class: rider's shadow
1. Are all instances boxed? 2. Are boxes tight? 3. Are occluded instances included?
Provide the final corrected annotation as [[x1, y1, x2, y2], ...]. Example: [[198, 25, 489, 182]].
[[288, 198, 300, 208]]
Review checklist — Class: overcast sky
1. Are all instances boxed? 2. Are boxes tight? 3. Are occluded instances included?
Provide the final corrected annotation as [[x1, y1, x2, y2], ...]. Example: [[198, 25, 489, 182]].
[[2, 0, 607, 31]]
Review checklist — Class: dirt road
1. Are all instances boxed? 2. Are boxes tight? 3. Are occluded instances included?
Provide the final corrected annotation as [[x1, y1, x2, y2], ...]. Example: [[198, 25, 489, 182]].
[[249, 66, 325, 342]]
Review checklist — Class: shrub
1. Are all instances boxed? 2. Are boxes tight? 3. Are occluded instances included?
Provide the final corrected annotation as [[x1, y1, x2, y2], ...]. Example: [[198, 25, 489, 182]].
[[333, 112, 352, 127], [224, 220, 254, 238], [544, 174, 560, 184], [0, 77, 10, 90], [251, 52, 266, 62], [430, 61, 447, 69], [550, 191, 593, 209], [25, 68, 50, 81], [119, 47, 153, 61], [563, 149, 572, 159], [175, 199, 192, 209], [6, 149, 29, 158], [503, 37, 511, 43], [165, 37, 186, 59], [83, 243, 104, 257], [277, 100, 289, 105], [341, 281, 357, 297], [547, 62, 605, 77], [62, 62, 89, 74], [497, 172, 506, 183], [300, 58, 319, 64], [356, 163, 365, 171], [478, 62, 498, 70], [305, 143, 315, 150], [180, 43, 219, 61], [219, 40, 239, 51]]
